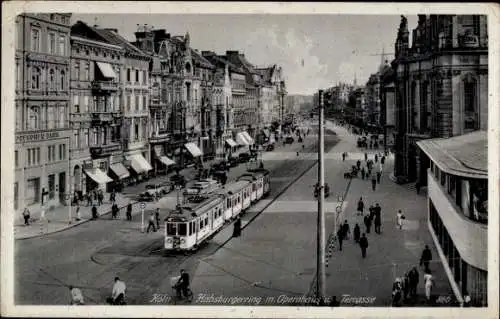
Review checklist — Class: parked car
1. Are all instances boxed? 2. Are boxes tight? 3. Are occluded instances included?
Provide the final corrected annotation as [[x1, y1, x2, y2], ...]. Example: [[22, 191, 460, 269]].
[[228, 156, 239, 167], [265, 144, 275, 151], [238, 152, 251, 163], [145, 182, 174, 196], [169, 174, 186, 188], [284, 136, 294, 144]]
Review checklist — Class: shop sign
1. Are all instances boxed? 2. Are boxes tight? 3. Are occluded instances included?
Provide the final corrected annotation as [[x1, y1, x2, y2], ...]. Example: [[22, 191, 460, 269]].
[[16, 131, 60, 143]]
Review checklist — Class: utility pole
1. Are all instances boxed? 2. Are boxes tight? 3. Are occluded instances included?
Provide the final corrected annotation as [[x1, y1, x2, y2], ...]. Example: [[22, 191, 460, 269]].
[[316, 89, 326, 303]]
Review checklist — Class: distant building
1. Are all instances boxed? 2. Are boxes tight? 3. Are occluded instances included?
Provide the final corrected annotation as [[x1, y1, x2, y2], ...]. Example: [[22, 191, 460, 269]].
[[15, 13, 72, 213], [392, 15, 488, 184], [417, 131, 487, 306]]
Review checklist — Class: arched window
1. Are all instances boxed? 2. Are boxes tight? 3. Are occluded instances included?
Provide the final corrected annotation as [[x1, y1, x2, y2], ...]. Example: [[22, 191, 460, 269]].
[[185, 62, 191, 74], [32, 67, 41, 89], [49, 69, 55, 90], [28, 106, 39, 130], [60, 70, 65, 90]]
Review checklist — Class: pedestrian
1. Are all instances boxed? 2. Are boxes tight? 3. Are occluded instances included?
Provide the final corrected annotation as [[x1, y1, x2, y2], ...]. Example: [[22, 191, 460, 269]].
[[364, 152, 368, 161], [374, 213, 381, 234], [69, 285, 85, 305], [76, 206, 81, 221], [403, 272, 410, 301], [126, 203, 132, 221], [368, 205, 374, 220], [371, 174, 377, 191], [375, 154, 378, 163], [342, 220, 350, 240], [408, 267, 419, 299], [337, 227, 344, 251], [146, 212, 156, 233], [93, 191, 98, 205], [420, 245, 432, 272], [361, 167, 366, 180], [423, 269, 433, 303], [353, 224, 360, 243], [381, 155, 386, 165], [233, 217, 242, 237], [357, 197, 364, 216], [356, 160, 361, 170], [86, 193, 92, 207], [109, 191, 114, 203], [342, 152, 346, 161], [359, 233, 368, 258], [155, 208, 160, 229], [376, 171, 381, 184], [416, 181, 421, 195], [296, 151, 299, 157], [22, 208, 31, 226], [396, 209, 405, 230], [112, 203, 119, 219], [363, 214, 372, 234], [91, 205, 98, 220]]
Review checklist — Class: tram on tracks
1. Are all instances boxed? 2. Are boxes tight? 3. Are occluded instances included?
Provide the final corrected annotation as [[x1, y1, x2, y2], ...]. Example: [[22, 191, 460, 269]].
[[164, 169, 270, 251]]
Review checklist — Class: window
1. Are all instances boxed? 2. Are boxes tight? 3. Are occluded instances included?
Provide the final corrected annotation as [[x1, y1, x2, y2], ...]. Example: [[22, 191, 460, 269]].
[[48, 174, 55, 199], [74, 130, 80, 149], [127, 95, 131, 112], [74, 62, 80, 81], [31, 29, 40, 52], [46, 106, 54, 129], [26, 178, 40, 205], [127, 69, 131, 82], [15, 151, 19, 167], [464, 78, 476, 113], [48, 69, 55, 90], [16, 103, 22, 131], [14, 182, 18, 210], [16, 62, 20, 90], [143, 70, 147, 84], [186, 83, 191, 101], [84, 129, 89, 146], [58, 35, 66, 55], [28, 106, 39, 130], [135, 96, 140, 112], [420, 82, 430, 131], [31, 67, 41, 89], [167, 223, 177, 236], [441, 171, 446, 186], [60, 70, 66, 90], [135, 70, 139, 82], [448, 175, 456, 197], [178, 223, 187, 236], [84, 62, 90, 80], [135, 123, 139, 141], [59, 144, 66, 160], [47, 145, 56, 162], [143, 96, 147, 110], [48, 33, 56, 54]]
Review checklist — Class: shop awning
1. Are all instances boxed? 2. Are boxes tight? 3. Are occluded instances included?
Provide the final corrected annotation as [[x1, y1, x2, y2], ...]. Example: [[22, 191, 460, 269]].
[[96, 62, 117, 78], [126, 154, 153, 173], [225, 139, 238, 147], [84, 168, 113, 184], [159, 156, 176, 166], [185, 142, 203, 157], [236, 132, 250, 146], [242, 131, 255, 145], [109, 163, 130, 179]]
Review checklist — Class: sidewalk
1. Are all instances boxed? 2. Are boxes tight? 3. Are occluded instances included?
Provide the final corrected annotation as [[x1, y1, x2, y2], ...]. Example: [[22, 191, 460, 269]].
[[323, 124, 454, 306]]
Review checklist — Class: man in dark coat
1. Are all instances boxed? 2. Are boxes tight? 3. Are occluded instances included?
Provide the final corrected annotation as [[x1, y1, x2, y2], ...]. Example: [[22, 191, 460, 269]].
[[364, 152, 368, 161], [341, 220, 350, 240], [126, 203, 132, 221], [371, 174, 377, 191], [357, 197, 365, 216], [233, 218, 242, 237], [361, 167, 366, 180], [337, 228, 344, 251], [408, 267, 419, 298], [356, 160, 361, 170], [91, 205, 98, 220], [111, 203, 119, 219], [353, 224, 361, 243], [155, 208, 161, 229], [359, 233, 368, 258], [374, 207, 382, 234], [420, 245, 432, 272], [363, 215, 372, 234]]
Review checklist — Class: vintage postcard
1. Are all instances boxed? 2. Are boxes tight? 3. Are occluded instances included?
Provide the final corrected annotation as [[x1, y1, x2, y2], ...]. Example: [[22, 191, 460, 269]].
[[1, 1, 499, 318]]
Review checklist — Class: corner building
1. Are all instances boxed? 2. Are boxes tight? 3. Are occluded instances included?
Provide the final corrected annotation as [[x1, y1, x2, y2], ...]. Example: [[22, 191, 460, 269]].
[[15, 13, 72, 213]]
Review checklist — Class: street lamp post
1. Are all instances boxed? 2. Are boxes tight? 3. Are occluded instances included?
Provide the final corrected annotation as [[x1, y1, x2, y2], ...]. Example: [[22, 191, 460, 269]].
[[316, 89, 326, 303], [65, 193, 72, 224]]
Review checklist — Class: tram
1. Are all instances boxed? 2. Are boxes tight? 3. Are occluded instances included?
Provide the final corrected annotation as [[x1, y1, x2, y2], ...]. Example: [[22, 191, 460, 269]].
[[164, 169, 270, 251]]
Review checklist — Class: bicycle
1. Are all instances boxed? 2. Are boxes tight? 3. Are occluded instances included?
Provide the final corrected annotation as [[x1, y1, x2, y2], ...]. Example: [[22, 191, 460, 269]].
[[172, 284, 193, 304]]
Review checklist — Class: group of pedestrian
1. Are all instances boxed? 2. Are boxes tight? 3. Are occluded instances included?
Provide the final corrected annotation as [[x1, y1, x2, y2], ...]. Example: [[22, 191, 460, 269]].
[[146, 208, 162, 233], [358, 198, 382, 234], [86, 189, 104, 207]]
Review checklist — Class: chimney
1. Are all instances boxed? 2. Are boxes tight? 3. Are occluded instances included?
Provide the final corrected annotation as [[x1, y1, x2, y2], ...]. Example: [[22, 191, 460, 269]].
[[226, 50, 239, 56]]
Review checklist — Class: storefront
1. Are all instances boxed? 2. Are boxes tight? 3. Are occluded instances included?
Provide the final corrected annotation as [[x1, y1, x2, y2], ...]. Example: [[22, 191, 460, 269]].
[[108, 162, 130, 192], [225, 138, 238, 159], [184, 142, 203, 167], [153, 145, 176, 175], [84, 167, 113, 193], [126, 153, 153, 183]]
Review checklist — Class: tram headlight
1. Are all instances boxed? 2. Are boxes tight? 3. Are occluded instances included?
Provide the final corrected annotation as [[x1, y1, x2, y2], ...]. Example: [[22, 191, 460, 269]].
[[180, 238, 186, 244], [167, 238, 173, 243]]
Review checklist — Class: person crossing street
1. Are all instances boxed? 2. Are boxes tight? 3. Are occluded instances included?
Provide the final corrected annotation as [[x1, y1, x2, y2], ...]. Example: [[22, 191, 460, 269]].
[[146, 212, 156, 233], [359, 233, 368, 258]]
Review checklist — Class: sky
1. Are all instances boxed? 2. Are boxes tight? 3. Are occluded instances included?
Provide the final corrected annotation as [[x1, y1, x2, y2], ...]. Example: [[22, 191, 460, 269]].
[[72, 14, 417, 95]]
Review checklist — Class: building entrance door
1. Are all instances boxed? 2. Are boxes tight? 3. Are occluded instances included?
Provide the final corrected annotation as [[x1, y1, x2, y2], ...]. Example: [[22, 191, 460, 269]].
[[59, 172, 66, 204]]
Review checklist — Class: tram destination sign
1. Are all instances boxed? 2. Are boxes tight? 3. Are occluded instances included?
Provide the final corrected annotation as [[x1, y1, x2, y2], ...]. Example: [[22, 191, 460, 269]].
[[16, 131, 60, 143]]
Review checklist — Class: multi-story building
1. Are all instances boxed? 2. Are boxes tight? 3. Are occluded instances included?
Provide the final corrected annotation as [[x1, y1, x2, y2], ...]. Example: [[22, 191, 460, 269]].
[[256, 64, 286, 131], [133, 28, 203, 167], [350, 87, 367, 125], [69, 21, 123, 194], [15, 13, 72, 214], [93, 27, 153, 185], [190, 49, 216, 160], [379, 60, 397, 150], [365, 73, 381, 126], [392, 15, 488, 184], [417, 131, 487, 306]]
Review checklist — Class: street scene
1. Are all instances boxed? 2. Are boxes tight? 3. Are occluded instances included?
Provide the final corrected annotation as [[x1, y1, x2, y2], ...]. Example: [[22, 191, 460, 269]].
[[7, 8, 490, 312]]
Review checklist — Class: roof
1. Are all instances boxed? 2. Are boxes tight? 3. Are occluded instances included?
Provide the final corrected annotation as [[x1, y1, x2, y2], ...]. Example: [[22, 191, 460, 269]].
[[417, 131, 487, 179], [91, 27, 150, 59], [204, 54, 246, 74], [255, 65, 276, 83], [190, 49, 214, 69], [219, 180, 250, 194]]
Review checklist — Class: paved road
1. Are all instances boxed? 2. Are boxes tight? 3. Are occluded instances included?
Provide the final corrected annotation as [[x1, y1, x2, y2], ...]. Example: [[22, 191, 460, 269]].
[[15, 126, 339, 305]]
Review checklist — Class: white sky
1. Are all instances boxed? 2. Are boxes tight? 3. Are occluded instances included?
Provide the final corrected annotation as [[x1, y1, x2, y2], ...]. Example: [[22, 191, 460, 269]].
[[72, 14, 417, 95]]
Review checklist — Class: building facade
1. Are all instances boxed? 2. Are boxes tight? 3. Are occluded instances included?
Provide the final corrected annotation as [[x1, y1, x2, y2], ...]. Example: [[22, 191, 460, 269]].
[[365, 73, 381, 126], [392, 15, 488, 184], [15, 13, 72, 213], [69, 21, 123, 195], [417, 131, 487, 306]]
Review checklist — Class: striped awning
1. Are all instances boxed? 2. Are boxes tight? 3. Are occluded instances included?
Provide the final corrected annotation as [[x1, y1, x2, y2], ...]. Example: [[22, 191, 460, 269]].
[[159, 156, 176, 166], [185, 142, 203, 157], [126, 154, 153, 173], [85, 168, 113, 184], [109, 163, 130, 179], [225, 139, 238, 147]]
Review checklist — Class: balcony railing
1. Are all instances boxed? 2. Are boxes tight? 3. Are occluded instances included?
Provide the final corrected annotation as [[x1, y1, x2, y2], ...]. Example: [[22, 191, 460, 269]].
[[90, 142, 122, 157], [90, 111, 120, 125], [150, 131, 171, 143], [92, 80, 119, 91]]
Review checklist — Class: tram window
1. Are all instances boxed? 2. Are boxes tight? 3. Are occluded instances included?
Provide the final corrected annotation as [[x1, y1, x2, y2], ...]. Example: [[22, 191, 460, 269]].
[[188, 222, 192, 235], [192, 221, 196, 232], [178, 223, 187, 236], [200, 219, 204, 229], [167, 223, 177, 236], [205, 217, 209, 225], [227, 198, 230, 208]]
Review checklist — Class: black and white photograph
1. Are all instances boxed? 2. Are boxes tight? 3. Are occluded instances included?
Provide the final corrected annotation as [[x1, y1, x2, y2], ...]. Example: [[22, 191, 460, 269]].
[[1, 2, 498, 318]]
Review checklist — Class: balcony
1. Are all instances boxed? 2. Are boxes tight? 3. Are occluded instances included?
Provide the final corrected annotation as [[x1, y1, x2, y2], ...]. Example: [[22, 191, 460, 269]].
[[91, 112, 120, 126], [92, 80, 119, 92], [90, 142, 122, 158], [150, 130, 171, 143]]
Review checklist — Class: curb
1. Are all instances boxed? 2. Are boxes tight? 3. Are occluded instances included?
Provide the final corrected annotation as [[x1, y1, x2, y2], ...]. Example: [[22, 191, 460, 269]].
[[15, 200, 138, 241]]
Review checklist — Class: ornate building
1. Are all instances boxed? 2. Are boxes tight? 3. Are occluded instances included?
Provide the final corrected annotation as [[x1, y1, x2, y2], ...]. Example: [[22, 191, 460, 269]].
[[365, 73, 381, 126], [69, 21, 124, 194], [392, 15, 488, 184], [15, 13, 72, 213], [133, 27, 203, 168]]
